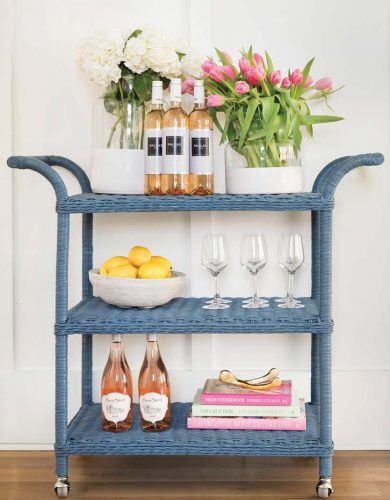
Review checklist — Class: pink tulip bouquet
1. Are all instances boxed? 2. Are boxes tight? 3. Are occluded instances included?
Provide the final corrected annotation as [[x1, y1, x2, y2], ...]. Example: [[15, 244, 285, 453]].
[[202, 48, 343, 167]]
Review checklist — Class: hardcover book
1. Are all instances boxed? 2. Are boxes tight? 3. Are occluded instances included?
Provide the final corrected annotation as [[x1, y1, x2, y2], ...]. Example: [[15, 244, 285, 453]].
[[187, 399, 306, 431], [192, 389, 300, 417], [200, 379, 292, 406]]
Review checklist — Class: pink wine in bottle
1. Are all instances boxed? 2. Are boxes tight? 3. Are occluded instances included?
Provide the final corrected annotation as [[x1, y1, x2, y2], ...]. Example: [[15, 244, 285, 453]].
[[138, 334, 171, 432], [101, 334, 133, 432]]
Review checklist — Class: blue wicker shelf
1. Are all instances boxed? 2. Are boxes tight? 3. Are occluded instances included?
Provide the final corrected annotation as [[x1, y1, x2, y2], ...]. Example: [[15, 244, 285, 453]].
[[56, 192, 333, 214], [60, 402, 332, 457], [56, 296, 332, 335], [7, 153, 384, 496]]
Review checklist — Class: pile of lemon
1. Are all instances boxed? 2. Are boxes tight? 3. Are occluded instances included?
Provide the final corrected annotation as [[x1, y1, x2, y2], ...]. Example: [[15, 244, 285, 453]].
[[99, 246, 172, 280]]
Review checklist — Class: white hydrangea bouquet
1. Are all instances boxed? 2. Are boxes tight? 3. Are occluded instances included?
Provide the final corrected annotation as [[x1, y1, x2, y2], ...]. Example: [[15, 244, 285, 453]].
[[79, 27, 201, 149]]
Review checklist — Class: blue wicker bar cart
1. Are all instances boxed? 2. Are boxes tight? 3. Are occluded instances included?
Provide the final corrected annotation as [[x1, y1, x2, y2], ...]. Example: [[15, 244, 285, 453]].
[[7, 153, 384, 498]]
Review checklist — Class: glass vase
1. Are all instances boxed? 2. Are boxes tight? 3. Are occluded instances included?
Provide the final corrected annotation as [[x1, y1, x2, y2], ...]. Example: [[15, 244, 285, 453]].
[[94, 74, 145, 150], [91, 74, 146, 194]]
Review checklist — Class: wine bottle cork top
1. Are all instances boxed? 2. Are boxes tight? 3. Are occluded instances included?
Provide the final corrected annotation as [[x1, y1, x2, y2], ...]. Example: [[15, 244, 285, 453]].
[[147, 334, 157, 341], [112, 334, 122, 342]]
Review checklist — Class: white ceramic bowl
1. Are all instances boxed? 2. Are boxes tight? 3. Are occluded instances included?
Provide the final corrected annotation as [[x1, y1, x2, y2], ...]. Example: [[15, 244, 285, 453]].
[[88, 269, 186, 308]]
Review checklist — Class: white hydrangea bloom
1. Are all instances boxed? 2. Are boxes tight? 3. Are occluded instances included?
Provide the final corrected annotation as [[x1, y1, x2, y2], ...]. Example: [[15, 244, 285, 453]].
[[181, 51, 203, 78], [123, 36, 148, 74], [78, 30, 125, 86], [124, 29, 182, 79]]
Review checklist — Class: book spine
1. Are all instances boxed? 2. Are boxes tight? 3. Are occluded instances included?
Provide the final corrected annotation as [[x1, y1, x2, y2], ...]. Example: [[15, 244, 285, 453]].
[[200, 394, 292, 406], [191, 405, 300, 418], [187, 417, 306, 431]]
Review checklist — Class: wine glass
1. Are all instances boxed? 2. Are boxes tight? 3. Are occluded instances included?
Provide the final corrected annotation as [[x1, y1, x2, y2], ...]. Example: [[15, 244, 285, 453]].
[[278, 233, 305, 309], [240, 233, 269, 309], [201, 234, 229, 310], [205, 277, 231, 305]]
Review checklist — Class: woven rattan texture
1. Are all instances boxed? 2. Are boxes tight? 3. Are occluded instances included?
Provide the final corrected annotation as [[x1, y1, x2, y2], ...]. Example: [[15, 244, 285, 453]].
[[57, 192, 333, 213], [61, 402, 332, 457], [56, 296, 332, 335]]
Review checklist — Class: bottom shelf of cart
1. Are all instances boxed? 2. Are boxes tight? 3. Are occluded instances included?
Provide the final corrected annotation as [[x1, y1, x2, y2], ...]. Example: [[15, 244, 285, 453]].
[[60, 402, 333, 457]]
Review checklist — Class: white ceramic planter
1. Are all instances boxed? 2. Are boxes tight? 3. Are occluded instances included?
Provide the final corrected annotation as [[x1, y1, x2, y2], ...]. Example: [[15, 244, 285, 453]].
[[91, 148, 144, 194], [225, 166, 302, 194]]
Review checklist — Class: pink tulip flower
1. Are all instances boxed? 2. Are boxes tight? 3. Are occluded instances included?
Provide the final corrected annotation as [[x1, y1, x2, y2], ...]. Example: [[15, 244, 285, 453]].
[[290, 69, 303, 86], [222, 65, 236, 80], [207, 94, 225, 107], [209, 66, 225, 82], [181, 76, 195, 95], [201, 59, 215, 74], [269, 70, 282, 85], [304, 75, 313, 88], [222, 51, 233, 65], [235, 80, 250, 94], [315, 77, 333, 91], [246, 67, 265, 86], [253, 52, 264, 67], [239, 56, 251, 74], [281, 77, 292, 89]]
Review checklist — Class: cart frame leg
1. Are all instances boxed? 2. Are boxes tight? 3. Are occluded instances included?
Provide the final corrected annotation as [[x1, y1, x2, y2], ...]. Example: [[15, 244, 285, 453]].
[[54, 214, 70, 495], [316, 209, 333, 497]]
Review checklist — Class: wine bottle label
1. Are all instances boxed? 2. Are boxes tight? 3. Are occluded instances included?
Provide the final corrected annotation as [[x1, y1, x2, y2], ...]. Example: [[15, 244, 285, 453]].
[[144, 129, 163, 174], [190, 129, 213, 174], [102, 393, 131, 424], [140, 392, 169, 423], [162, 127, 189, 174]]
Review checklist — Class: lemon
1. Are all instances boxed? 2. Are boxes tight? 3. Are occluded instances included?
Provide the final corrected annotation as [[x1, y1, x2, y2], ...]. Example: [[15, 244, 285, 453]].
[[151, 256, 171, 275], [138, 262, 168, 279], [100, 256, 130, 276], [128, 246, 152, 268], [108, 263, 137, 279]]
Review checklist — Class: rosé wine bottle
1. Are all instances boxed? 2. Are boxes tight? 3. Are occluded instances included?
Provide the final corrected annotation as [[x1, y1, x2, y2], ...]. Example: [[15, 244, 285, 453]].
[[144, 80, 164, 195], [161, 78, 189, 195], [101, 334, 133, 432], [138, 334, 171, 432]]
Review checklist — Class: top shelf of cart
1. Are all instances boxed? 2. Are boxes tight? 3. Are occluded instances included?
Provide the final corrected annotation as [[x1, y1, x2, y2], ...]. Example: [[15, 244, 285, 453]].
[[57, 192, 332, 213], [6, 153, 384, 214]]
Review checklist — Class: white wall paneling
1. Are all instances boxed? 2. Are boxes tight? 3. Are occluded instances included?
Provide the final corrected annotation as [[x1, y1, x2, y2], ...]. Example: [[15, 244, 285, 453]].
[[1, 0, 389, 448]]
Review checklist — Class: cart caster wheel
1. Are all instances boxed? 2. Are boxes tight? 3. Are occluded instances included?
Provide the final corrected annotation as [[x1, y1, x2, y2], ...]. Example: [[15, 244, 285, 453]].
[[54, 477, 70, 497], [316, 477, 333, 498]]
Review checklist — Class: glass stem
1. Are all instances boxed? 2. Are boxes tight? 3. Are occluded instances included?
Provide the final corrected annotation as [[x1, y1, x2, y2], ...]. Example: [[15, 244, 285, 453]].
[[252, 272, 258, 302], [213, 273, 219, 303], [215, 275, 221, 301], [287, 272, 295, 302]]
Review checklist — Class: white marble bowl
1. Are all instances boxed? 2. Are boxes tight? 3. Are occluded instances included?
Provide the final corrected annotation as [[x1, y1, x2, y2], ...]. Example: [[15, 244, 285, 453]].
[[88, 269, 186, 308]]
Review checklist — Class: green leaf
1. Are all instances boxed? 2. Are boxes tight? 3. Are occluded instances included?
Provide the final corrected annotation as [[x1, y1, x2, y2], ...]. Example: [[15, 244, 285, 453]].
[[302, 57, 315, 84], [265, 51, 274, 73], [133, 72, 153, 104], [215, 48, 229, 65], [238, 98, 260, 149], [305, 115, 344, 125], [306, 124, 313, 137], [292, 118, 302, 151], [221, 107, 232, 143], [208, 108, 224, 134], [262, 96, 279, 124], [237, 108, 245, 128], [129, 29, 142, 39]]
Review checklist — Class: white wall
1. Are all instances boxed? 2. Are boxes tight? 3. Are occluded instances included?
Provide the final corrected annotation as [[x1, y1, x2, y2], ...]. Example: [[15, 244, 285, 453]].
[[1, 0, 389, 449]]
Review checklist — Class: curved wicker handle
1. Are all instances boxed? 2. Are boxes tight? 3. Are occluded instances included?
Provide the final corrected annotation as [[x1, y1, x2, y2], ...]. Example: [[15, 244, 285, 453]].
[[313, 153, 384, 197], [7, 155, 91, 202]]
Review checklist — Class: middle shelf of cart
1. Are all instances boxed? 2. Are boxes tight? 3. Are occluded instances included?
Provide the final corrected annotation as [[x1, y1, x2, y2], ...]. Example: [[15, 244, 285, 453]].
[[55, 297, 332, 335]]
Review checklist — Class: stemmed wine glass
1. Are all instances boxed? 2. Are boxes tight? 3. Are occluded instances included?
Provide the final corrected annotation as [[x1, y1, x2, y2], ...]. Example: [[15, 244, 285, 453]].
[[278, 233, 305, 309], [202, 234, 229, 310], [240, 233, 269, 309]]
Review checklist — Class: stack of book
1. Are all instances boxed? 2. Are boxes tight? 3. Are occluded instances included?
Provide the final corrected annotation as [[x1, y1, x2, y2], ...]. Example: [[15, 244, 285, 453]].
[[187, 379, 306, 430]]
